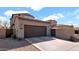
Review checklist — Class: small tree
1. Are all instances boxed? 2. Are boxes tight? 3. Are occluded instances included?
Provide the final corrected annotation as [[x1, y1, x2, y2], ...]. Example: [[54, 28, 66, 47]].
[[2, 21, 10, 29]]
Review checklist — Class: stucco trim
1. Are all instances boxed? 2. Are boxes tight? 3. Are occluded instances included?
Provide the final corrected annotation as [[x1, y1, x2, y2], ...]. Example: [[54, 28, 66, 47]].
[[18, 16, 50, 24]]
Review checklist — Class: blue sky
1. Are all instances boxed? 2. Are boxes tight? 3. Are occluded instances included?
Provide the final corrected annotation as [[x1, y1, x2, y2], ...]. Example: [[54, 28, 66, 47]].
[[0, 7, 79, 27]]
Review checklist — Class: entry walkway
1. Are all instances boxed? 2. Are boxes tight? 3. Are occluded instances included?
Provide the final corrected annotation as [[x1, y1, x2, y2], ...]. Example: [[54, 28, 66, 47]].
[[25, 37, 79, 51]]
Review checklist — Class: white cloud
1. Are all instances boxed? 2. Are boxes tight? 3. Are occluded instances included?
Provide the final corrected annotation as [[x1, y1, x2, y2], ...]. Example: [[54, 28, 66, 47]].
[[42, 13, 64, 21], [73, 9, 79, 15], [75, 15, 79, 19], [0, 16, 10, 28], [64, 21, 73, 25], [72, 9, 79, 20], [64, 21, 79, 27], [73, 24, 79, 27], [0, 0, 79, 11], [0, 16, 8, 25], [57, 13, 64, 18], [4, 10, 29, 17], [42, 15, 59, 21], [0, 16, 7, 22]]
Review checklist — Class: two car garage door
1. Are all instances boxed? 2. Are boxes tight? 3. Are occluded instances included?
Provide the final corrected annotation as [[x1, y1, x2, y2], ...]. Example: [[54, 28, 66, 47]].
[[24, 25, 47, 38]]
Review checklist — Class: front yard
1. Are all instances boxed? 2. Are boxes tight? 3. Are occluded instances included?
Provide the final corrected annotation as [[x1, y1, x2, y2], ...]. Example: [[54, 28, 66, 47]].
[[0, 38, 39, 51], [1, 37, 79, 51]]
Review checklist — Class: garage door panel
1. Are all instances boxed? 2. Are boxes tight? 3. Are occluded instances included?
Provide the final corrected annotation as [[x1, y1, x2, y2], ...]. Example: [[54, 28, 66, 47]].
[[24, 25, 46, 38]]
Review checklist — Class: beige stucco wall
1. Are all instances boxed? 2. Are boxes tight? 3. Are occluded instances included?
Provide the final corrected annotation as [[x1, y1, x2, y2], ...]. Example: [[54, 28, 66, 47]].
[[11, 17, 21, 38], [0, 29, 6, 39], [46, 26, 51, 36], [20, 19, 51, 38], [14, 17, 51, 39], [14, 18, 24, 38], [56, 26, 75, 39]]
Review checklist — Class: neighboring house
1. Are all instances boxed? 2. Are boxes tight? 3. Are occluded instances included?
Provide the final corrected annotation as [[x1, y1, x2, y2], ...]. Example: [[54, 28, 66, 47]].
[[10, 13, 57, 39]]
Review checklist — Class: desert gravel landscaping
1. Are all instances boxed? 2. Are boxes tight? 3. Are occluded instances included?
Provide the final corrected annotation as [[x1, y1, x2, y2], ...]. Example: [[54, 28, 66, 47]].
[[0, 38, 40, 51]]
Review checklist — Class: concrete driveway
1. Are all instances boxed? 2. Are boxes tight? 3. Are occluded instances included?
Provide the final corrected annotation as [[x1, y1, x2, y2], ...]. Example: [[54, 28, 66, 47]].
[[25, 37, 79, 51]]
